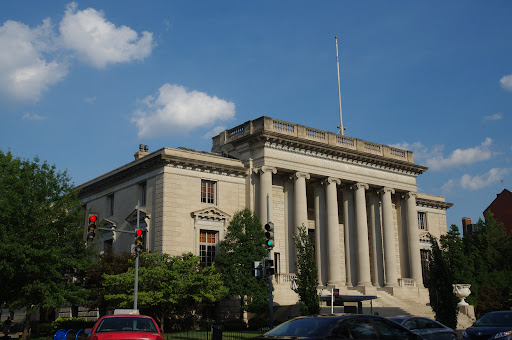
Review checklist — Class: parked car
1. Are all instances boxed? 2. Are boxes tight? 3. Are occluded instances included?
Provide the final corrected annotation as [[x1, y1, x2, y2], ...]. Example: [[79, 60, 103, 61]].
[[252, 314, 424, 339], [391, 316, 457, 340], [84, 313, 164, 340], [462, 310, 512, 340]]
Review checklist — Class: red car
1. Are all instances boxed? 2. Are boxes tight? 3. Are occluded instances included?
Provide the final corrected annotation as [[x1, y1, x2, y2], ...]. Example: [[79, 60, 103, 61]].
[[85, 314, 164, 340]]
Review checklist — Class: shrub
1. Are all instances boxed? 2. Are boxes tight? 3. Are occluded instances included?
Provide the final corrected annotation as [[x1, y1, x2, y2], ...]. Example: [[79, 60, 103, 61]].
[[221, 318, 247, 331], [247, 317, 268, 331]]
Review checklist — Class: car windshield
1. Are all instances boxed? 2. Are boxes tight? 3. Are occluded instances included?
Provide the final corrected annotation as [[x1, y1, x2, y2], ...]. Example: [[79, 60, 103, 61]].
[[265, 317, 339, 337], [474, 313, 512, 327], [96, 317, 157, 333]]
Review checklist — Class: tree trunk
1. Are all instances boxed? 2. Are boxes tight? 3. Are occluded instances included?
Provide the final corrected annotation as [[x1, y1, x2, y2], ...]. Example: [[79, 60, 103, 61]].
[[239, 296, 244, 320], [21, 314, 31, 340]]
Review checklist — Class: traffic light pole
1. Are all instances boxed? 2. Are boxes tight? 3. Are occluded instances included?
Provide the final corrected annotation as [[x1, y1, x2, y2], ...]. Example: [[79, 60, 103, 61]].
[[95, 201, 142, 310], [267, 194, 274, 329], [134, 202, 140, 310]]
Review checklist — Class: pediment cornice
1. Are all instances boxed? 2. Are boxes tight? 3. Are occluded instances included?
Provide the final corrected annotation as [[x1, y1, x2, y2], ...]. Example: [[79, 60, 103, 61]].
[[191, 206, 231, 221]]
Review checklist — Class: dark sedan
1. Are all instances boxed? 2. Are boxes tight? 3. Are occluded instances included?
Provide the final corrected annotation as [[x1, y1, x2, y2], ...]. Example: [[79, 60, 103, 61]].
[[463, 310, 512, 340], [391, 316, 457, 340], [252, 314, 424, 340]]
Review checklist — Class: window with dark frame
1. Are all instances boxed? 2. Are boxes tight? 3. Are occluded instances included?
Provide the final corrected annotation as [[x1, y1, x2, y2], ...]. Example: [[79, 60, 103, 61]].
[[107, 193, 114, 216], [201, 180, 216, 204], [418, 211, 427, 230], [139, 181, 147, 206], [199, 230, 217, 267]]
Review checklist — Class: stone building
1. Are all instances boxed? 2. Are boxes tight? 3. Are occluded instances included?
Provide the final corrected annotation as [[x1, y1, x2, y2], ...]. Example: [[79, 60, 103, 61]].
[[76, 116, 452, 318]]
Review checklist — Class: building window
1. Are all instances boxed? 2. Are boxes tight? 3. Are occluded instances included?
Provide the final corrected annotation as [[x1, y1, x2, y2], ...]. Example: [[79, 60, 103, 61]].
[[139, 181, 147, 206], [201, 180, 216, 204], [199, 230, 218, 267], [421, 249, 430, 285], [107, 193, 114, 216], [418, 211, 427, 230]]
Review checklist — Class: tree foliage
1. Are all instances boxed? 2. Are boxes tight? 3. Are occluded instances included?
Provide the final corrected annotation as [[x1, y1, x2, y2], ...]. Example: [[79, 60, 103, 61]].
[[425, 234, 459, 329], [102, 252, 228, 332], [0, 151, 93, 338], [214, 208, 268, 318], [84, 249, 133, 312], [427, 213, 512, 322], [292, 224, 320, 316]]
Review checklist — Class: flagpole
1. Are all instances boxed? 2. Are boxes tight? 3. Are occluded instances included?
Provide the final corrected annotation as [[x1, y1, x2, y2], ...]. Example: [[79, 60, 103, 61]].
[[335, 36, 344, 136]]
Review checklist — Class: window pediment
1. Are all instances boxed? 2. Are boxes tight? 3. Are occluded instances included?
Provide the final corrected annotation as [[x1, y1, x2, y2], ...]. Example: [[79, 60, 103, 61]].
[[125, 208, 151, 226], [191, 206, 231, 222]]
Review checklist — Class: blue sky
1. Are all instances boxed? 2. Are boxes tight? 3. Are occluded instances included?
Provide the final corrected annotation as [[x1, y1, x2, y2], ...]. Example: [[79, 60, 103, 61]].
[[1, 1, 511, 229]]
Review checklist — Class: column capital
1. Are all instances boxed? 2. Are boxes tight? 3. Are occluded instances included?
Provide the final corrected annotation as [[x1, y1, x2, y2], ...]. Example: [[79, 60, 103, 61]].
[[351, 182, 369, 190], [404, 191, 418, 199], [378, 187, 395, 195], [290, 171, 310, 180], [254, 166, 277, 174], [322, 177, 341, 186]]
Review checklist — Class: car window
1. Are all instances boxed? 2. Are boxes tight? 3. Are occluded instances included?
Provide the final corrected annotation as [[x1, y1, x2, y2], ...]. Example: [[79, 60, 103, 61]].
[[415, 318, 440, 329], [403, 320, 417, 330], [96, 317, 157, 333], [343, 319, 377, 339], [372, 318, 417, 340], [474, 312, 512, 327], [265, 317, 339, 337]]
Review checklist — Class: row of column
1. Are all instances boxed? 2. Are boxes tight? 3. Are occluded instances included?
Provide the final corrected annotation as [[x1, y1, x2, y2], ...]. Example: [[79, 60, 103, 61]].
[[256, 166, 423, 289]]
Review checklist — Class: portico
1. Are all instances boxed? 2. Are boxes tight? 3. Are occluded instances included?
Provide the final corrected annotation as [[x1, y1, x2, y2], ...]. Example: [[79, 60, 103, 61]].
[[212, 116, 451, 296]]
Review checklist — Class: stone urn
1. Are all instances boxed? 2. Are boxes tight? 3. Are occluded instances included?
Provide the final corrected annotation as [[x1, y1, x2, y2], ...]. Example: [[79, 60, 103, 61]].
[[453, 284, 471, 306]]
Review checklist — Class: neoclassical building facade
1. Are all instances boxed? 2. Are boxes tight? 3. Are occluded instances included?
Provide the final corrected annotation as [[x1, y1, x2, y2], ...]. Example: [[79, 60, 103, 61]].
[[77, 116, 452, 315]]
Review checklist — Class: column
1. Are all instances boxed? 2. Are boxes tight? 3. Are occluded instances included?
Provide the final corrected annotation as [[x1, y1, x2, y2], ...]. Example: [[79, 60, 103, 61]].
[[380, 187, 398, 287], [405, 192, 423, 287], [291, 172, 310, 231], [353, 182, 372, 287], [324, 177, 342, 286], [368, 192, 384, 287], [314, 184, 326, 285], [342, 187, 356, 287], [258, 166, 277, 224]]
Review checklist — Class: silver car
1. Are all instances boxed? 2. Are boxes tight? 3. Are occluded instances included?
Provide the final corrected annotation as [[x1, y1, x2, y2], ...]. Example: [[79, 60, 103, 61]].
[[391, 317, 457, 340]]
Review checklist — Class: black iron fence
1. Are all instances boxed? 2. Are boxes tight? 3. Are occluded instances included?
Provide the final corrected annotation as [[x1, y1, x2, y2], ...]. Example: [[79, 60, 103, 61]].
[[164, 328, 263, 340]]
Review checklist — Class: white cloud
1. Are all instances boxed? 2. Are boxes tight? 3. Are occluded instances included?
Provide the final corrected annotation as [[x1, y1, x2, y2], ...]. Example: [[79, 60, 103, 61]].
[[22, 112, 47, 120], [59, 2, 154, 68], [500, 74, 512, 92], [392, 139, 498, 171], [426, 138, 494, 171], [132, 84, 236, 138], [483, 113, 503, 121], [203, 126, 226, 139], [0, 19, 68, 102], [460, 168, 511, 190], [441, 179, 456, 195]]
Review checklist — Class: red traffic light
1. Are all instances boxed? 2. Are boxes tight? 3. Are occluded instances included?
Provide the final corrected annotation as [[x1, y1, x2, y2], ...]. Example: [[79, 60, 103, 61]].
[[89, 215, 97, 223], [136, 229, 143, 236]]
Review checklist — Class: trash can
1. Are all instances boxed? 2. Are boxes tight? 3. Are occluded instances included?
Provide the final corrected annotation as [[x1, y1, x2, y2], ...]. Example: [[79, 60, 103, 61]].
[[211, 325, 223, 340]]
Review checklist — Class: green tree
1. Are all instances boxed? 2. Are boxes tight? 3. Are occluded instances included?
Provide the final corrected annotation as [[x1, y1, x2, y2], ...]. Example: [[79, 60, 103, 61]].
[[84, 249, 133, 312], [214, 208, 268, 319], [0, 151, 93, 339], [425, 234, 459, 329], [467, 212, 512, 316], [292, 224, 320, 316], [103, 252, 228, 332]]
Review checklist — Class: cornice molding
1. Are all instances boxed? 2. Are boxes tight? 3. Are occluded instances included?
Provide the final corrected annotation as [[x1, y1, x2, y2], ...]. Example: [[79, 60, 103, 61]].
[[261, 136, 427, 177]]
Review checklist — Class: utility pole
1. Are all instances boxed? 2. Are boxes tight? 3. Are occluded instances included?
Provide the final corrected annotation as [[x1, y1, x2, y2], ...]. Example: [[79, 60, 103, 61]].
[[94, 201, 143, 310]]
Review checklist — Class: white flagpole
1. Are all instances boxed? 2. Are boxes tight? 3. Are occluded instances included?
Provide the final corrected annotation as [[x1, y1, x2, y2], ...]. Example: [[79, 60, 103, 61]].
[[336, 36, 344, 136]]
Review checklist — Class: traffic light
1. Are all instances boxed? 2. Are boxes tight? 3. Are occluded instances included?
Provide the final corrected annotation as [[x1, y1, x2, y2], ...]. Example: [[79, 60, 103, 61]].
[[87, 214, 98, 242], [264, 222, 275, 249], [135, 228, 145, 255], [263, 257, 275, 277]]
